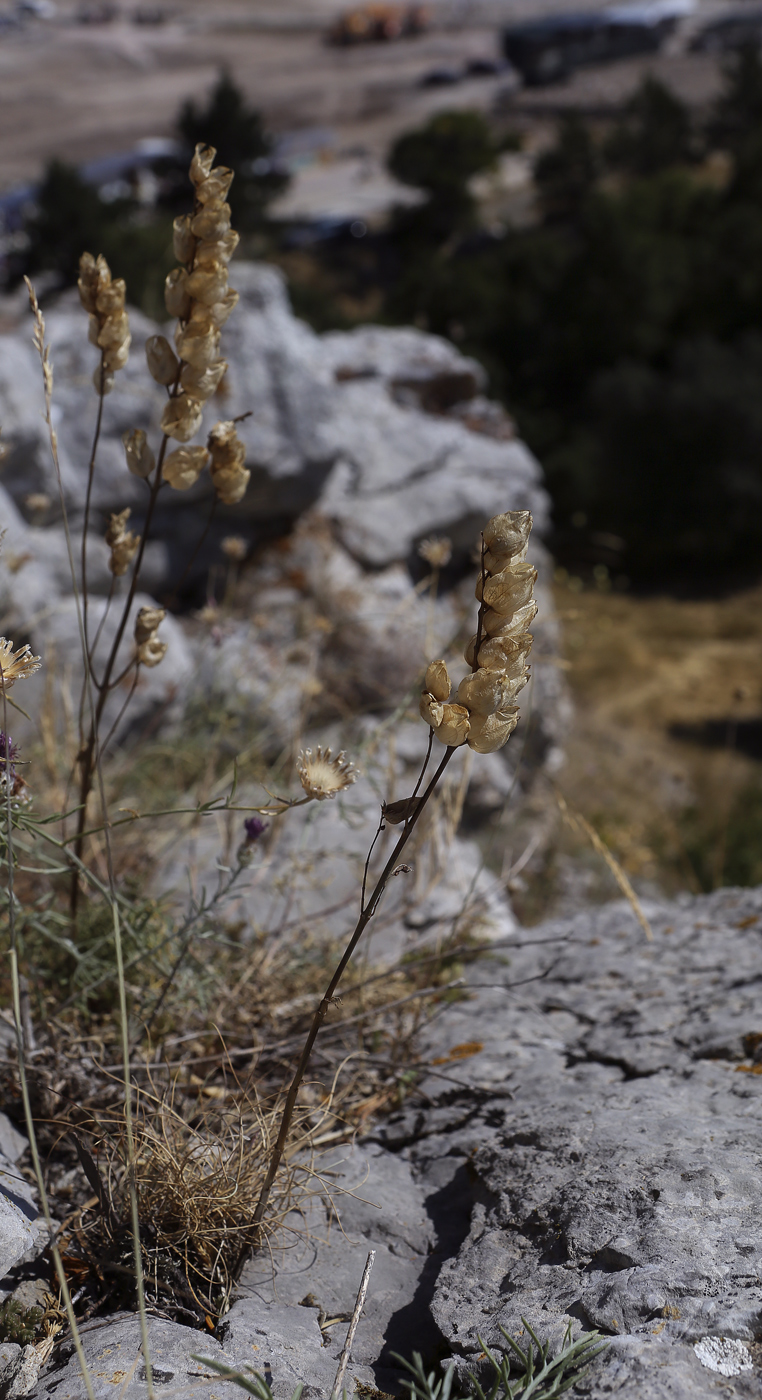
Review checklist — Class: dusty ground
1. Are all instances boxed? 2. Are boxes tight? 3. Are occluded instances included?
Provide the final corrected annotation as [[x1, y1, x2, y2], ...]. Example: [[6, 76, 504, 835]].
[[0, 0, 729, 204], [504, 579, 762, 924]]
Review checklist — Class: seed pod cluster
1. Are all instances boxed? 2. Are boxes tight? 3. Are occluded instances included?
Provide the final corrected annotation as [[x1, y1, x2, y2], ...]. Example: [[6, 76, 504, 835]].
[[134, 605, 167, 668], [156, 143, 240, 454], [207, 420, 250, 506], [78, 253, 131, 395], [105, 508, 140, 577], [419, 510, 537, 753]]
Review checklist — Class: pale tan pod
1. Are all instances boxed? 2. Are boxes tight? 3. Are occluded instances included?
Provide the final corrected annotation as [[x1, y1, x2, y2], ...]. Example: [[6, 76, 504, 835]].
[[180, 358, 227, 400], [196, 168, 234, 205], [209, 463, 250, 506], [160, 393, 204, 444], [482, 510, 532, 560], [457, 669, 526, 717], [435, 703, 471, 747], [137, 635, 168, 667], [464, 632, 533, 673], [146, 334, 180, 386], [88, 315, 101, 347], [189, 143, 216, 185], [97, 311, 130, 349], [419, 692, 444, 729], [165, 267, 192, 321], [93, 365, 114, 395], [173, 214, 195, 264], [423, 659, 451, 703], [134, 605, 165, 644], [103, 338, 131, 371], [95, 279, 126, 317], [208, 288, 239, 327], [190, 202, 231, 241], [175, 324, 220, 370], [482, 600, 539, 637], [467, 707, 520, 754], [195, 231, 240, 267], [162, 445, 209, 490], [480, 562, 537, 615], [185, 261, 229, 307], [122, 428, 155, 480]]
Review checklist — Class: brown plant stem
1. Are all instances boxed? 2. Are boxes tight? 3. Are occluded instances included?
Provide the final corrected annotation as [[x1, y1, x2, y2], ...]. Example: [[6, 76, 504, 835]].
[[237, 741, 456, 1269]]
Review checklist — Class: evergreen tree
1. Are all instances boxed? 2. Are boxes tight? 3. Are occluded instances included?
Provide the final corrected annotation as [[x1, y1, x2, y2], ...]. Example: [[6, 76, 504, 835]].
[[178, 71, 289, 230]]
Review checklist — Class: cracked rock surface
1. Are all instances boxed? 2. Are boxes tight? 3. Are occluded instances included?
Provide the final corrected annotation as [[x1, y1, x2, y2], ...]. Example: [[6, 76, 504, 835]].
[[28, 884, 762, 1399]]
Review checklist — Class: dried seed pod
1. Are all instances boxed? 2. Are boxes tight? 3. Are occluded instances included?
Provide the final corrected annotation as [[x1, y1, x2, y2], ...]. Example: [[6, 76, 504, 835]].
[[87, 315, 101, 347], [146, 334, 179, 386], [162, 445, 209, 490], [93, 365, 114, 395], [477, 562, 537, 614], [423, 660, 451, 703], [165, 267, 192, 321], [160, 393, 204, 444], [208, 288, 239, 327], [137, 634, 167, 667], [481, 510, 532, 569], [78, 252, 109, 313], [196, 167, 234, 205], [175, 322, 220, 370], [173, 214, 195, 264], [457, 669, 526, 717], [185, 260, 229, 307], [122, 428, 155, 480], [180, 358, 227, 400], [189, 143, 216, 186], [190, 201, 231, 241], [195, 230, 240, 267], [482, 600, 538, 638], [134, 605, 165, 645], [467, 708, 520, 753], [104, 339, 131, 371], [464, 633, 533, 674], [419, 692, 444, 729], [209, 464, 250, 506], [435, 703, 471, 747], [95, 279, 126, 317], [105, 509, 131, 548]]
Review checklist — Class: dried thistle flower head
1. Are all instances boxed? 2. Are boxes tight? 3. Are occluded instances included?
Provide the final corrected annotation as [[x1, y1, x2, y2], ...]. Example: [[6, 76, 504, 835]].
[[207, 420, 250, 506], [420, 510, 536, 753], [296, 746, 357, 801], [418, 536, 452, 569], [162, 445, 209, 491], [0, 638, 41, 689], [122, 428, 155, 480], [105, 508, 140, 576], [221, 535, 246, 562], [79, 252, 131, 389]]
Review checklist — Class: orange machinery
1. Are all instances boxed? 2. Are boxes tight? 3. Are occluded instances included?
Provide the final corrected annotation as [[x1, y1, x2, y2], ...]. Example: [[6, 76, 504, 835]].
[[328, 5, 431, 44]]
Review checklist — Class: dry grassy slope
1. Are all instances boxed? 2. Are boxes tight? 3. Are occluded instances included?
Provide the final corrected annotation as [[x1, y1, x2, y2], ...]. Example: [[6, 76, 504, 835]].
[[541, 580, 762, 905]]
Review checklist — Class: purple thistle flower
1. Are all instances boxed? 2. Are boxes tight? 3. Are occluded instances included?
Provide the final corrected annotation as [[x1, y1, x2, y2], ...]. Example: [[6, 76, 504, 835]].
[[244, 816, 267, 844], [0, 733, 18, 774]]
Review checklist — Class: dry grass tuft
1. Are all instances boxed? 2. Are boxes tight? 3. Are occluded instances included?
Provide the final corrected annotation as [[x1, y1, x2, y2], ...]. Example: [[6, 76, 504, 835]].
[[62, 1081, 331, 1326]]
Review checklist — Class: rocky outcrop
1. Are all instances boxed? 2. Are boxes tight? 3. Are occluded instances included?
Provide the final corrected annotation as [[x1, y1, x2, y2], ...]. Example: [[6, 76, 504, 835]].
[[23, 884, 762, 1400], [0, 263, 547, 576]]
